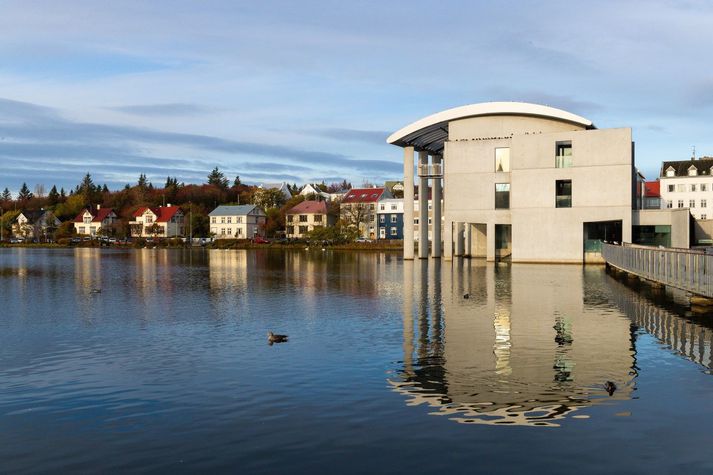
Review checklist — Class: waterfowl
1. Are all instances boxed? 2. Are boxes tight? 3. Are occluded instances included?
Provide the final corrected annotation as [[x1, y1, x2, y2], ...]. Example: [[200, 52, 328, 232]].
[[268, 331, 288, 345], [463, 293, 470, 299], [90, 288, 102, 294], [604, 381, 617, 396]]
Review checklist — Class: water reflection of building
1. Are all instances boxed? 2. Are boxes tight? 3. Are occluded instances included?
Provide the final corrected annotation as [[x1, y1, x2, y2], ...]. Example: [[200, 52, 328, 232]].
[[393, 261, 637, 427]]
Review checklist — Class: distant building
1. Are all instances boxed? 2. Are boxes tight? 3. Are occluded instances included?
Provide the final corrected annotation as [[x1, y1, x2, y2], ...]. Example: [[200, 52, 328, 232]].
[[377, 199, 404, 239], [286, 200, 335, 239], [644, 181, 661, 210], [340, 187, 392, 239], [130, 205, 185, 238], [12, 209, 60, 241], [73, 206, 118, 237], [209, 205, 267, 239], [659, 157, 713, 220], [299, 183, 347, 202], [258, 182, 292, 202]]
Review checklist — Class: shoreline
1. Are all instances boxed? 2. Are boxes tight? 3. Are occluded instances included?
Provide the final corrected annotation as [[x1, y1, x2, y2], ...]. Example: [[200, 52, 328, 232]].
[[0, 241, 404, 252]]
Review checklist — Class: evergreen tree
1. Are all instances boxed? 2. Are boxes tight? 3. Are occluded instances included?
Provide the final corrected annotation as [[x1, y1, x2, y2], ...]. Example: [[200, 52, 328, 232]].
[[60, 188, 66, 199], [207, 167, 229, 189], [1, 188, 11, 202], [18, 182, 33, 201], [124, 183, 131, 190], [48, 185, 60, 205], [102, 184, 109, 193], [233, 175, 241, 187], [79, 173, 95, 194], [137, 174, 148, 189]]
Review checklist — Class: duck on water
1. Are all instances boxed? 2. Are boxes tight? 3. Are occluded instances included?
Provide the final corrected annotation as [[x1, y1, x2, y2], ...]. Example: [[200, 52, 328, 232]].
[[268, 332, 288, 345]]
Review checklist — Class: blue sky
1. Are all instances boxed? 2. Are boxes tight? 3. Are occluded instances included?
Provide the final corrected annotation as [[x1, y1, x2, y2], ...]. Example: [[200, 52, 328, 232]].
[[1, 0, 712, 193]]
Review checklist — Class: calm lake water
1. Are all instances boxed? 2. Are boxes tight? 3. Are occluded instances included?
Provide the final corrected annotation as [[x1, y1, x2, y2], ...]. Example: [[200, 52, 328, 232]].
[[2, 248, 713, 473]]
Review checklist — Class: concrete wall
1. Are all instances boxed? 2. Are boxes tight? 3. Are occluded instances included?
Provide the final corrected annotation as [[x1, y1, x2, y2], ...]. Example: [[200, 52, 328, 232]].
[[443, 119, 634, 263], [633, 209, 691, 248]]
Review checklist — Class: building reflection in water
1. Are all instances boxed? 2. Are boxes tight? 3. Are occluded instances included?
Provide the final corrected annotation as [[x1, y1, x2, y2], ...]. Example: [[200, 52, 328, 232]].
[[392, 261, 638, 427]]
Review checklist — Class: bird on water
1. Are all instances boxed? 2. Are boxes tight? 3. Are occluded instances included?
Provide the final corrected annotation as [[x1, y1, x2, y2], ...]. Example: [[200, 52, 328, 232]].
[[604, 381, 617, 396], [268, 331, 288, 345], [463, 293, 470, 299]]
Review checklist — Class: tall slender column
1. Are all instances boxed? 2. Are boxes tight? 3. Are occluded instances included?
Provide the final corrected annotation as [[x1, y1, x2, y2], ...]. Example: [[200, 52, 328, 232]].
[[443, 219, 453, 261], [464, 223, 472, 257], [418, 151, 429, 259], [432, 155, 442, 258], [403, 146, 415, 260], [455, 222, 464, 256]]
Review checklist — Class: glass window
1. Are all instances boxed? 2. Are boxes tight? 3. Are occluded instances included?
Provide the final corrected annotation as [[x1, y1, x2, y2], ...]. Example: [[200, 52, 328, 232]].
[[299, 215, 308, 222], [678, 200, 684, 208], [677, 184, 686, 192], [702, 184, 708, 192], [227, 217, 232, 224], [690, 199, 696, 208], [220, 217, 225, 224], [390, 227, 397, 236], [495, 147, 510, 172], [495, 183, 510, 209], [391, 204, 397, 210], [299, 226, 308, 234], [702, 200, 707, 208], [667, 184, 675, 192], [691, 184, 697, 192], [314, 214, 322, 222], [227, 228, 232, 235], [689, 166, 698, 176], [555, 141, 572, 168], [379, 215, 385, 223], [391, 215, 397, 223], [237, 217, 242, 223], [666, 200, 673, 209], [211, 217, 216, 224], [380, 204, 385, 210], [287, 215, 293, 222], [556, 180, 572, 208], [666, 168, 675, 177]]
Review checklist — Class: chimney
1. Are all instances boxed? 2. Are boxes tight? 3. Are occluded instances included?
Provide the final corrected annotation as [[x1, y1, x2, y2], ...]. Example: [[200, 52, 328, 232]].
[[96, 204, 101, 210]]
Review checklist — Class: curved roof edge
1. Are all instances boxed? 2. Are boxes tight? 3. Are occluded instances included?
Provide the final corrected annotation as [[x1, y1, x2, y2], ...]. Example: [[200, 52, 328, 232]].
[[387, 102, 595, 148]]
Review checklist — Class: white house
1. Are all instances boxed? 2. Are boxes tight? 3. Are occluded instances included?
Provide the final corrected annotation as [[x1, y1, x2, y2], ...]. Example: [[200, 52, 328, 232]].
[[73, 206, 118, 237], [13, 210, 61, 241], [129, 205, 185, 238], [209, 205, 267, 239], [258, 182, 292, 202], [659, 157, 713, 220]]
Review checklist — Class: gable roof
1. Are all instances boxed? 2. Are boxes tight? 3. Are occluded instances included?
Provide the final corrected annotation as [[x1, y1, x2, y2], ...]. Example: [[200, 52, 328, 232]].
[[341, 188, 388, 204], [287, 200, 327, 214], [73, 207, 116, 223], [660, 158, 713, 177], [209, 205, 264, 216], [16, 210, 45, 224], [133, 206, 182, 222]]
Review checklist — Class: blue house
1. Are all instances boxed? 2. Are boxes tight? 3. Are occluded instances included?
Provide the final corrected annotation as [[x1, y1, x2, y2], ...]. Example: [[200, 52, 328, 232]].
[[377, 199, 404, 240]]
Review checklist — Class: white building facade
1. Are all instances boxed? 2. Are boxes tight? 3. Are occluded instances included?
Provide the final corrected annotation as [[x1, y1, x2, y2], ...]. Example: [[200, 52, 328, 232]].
[[659, 158, 713, 220], [209, 205, 267, 239]]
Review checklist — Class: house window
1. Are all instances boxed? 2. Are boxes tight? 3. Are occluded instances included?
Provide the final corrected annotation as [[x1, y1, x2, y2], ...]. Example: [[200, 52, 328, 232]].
[[379, 215, 385, 223], [391, 215, 397, 223], [666, 167, 675, 177], [555, 141, 572, 168], [299, 225, 308, 234], [221, 228, 225, 235], [703, 214, 708, 220], [414, 218, 419, 225], [79, 226, 86, 234], [211, 217, 217, 224], [314, 214, 322, 222], [238, 228, 243, 236], [391, 204, 397, 210], [227, 217, 232, 224], [299, 215, 307, 222], [287, 215, 293, 222], [84, 216, 91, 224], [691, 184, 697, 192], [666, 200, 673, 209], [495, 183, 510, 209], [380, 204, 385, 211], [677, 184, 686, 192], [370, 204, 375, 210], [689, 166, 698, 176], [556, 180, 572, 208], [390, 227, 397, 236], [495, 147, 510, 172], [702, 200, 707, 208], [145, 216, 153, 224], [678, 200, 684, 208], [702, 184, 708, 192], [690, 199, 696, 208], [668, 185, 675, 192], [221, 217, 226, 224], [227, 228, 232, 235]]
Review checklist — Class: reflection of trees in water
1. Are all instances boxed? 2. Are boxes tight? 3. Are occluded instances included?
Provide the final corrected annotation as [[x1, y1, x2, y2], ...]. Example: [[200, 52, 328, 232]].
[[392, 262, 637, 427]]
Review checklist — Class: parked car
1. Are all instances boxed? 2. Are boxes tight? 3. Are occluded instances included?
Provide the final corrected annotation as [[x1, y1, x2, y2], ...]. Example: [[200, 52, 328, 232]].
[[355, 237, 373, 243], [9, 238, 23, 244], [252, 236, 269, 244]]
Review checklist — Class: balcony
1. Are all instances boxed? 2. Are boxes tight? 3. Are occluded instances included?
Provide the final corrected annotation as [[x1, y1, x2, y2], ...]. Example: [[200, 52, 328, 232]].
[[418, 163, 443, 177]]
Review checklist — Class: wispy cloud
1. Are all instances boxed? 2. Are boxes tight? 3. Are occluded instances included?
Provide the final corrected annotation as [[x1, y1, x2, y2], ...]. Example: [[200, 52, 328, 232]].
[[109, 103, 217, 116]]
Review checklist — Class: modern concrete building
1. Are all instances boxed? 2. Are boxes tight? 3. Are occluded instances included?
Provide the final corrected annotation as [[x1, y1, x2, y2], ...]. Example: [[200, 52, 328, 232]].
[[387, 101, 689, 263]]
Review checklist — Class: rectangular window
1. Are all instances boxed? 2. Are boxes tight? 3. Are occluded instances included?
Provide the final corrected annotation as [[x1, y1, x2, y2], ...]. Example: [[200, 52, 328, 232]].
[[690, 199, 696, 208], [691, 184, 697, 192], [211, 217, 216, 224], [390, 227, 397, 236], [380, 204, 385, 211], [495, 147, 510, 172], [702, 200, 708, 208], [678, 200, 684, 208], [287, 215, 293, 222], [221, 228, 225, 235], [495, 183, 510, 209], [220, 217, 225, 223], [391, 215, 397, 223], [702, 215, 708, 220], [668, 184, 675, 192], [299, 215, 308, 222], [391, 204, 397, 210], [227, 228, 232, 235], [299, 225, 308, 234], [379, 215, 385, 223], [227, 217, 232, 224], [237, 217, 242, 223], [666, 200, 673, 209], [414, 218, 419, 225], [677, 184, 686, 192], [238, 228, 242, 236], [314, 214, 322, 222], [702, 184, 708, 192], [555, 141, 572, 168], [555, 180, 572, 208]]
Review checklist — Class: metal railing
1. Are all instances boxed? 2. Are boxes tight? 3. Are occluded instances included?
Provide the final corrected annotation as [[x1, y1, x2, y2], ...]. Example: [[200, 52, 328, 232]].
[[418, 163, 443, 177], [602, 242, 713, 297]]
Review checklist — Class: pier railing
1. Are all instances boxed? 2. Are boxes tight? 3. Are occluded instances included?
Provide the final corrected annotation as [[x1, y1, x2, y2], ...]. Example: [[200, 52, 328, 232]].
[[602, 242, 713, 298]]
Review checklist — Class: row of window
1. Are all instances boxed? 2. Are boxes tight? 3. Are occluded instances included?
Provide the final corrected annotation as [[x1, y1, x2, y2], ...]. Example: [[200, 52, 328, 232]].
[[494, 141, 573, 172], [287, 225, 322, 234], [211, 216, 244, 224], [665, 199, 708, 209], [494, 180, 572, 209], [379, 203, 400, 211], [211, 227, 244, 236], [666, 183, 709, 192], [287, 214, 323, 223], [379, 215, 399, 224]]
